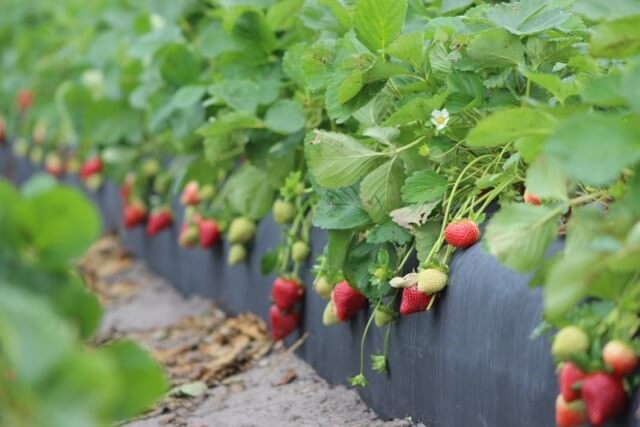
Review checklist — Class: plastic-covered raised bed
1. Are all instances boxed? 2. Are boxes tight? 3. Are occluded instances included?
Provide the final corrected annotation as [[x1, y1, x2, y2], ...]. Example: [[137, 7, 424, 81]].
[[4, 150, 638, 427]]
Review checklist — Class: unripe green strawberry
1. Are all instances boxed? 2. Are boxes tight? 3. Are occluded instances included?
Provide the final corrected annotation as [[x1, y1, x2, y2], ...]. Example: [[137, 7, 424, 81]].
[[417, 268, 448, 294], [291, 241, 310, 262], [227, 244, 247, 265], [199, 184, 216, 201], [85, 174, 103, 191], [552, 326, 589, 361], [13, 139, 29, 157], [141, 159, 160, 177], [228, 217, 256, 244], [322, 301, 340, 326], [29, 145, 44, 164], [273, 199, 296, 224], [374, 306, 395, 328], [313, 276, 333, 300]]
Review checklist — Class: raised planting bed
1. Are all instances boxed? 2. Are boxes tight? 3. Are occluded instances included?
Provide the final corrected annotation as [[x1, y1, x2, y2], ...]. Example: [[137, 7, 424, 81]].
[[4, 149, 638, 427]]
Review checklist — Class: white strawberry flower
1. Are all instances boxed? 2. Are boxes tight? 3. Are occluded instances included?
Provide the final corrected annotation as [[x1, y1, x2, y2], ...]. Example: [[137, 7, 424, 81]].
[[430, 108, 450, 131]]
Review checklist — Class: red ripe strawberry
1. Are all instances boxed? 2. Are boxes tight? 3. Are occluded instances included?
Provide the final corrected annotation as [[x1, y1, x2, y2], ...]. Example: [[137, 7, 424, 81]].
[[271, 277, 304, 310], [198, 218, 221, 248], [444, 219, 480, 248], [123, 201, 147, 229], [269, 305, 299, 341], [602, 340, 638, 377], [331, 281, 367, 321], [524, 190, 541, 205], [400, 286, 432, 316], [79, 157, 103, 179], [581, 372, 627, 426], [146, 208, 173, 236], [16, 89, 33, 112], [555, 395, 586, 427], [559, 362, 585, 402], [180, 180, 200, 206]]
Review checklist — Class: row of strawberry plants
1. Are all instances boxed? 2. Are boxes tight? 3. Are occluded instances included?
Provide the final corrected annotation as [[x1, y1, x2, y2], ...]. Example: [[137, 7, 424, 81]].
[[2, 0, 640, 425], [0, 174, 167, 426]]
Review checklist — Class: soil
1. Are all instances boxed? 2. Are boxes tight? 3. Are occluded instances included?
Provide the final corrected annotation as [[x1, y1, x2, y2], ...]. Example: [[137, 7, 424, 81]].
[[80, 237, 424, 427]]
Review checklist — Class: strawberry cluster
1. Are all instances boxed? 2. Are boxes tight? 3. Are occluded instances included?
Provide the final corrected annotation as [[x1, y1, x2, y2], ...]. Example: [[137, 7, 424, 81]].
[[178, 180, 221, 249], [269, 277, 303, 341], [552, 326, 637, 426]]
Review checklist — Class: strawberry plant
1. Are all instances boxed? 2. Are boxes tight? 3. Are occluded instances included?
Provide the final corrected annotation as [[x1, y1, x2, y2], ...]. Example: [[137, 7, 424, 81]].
[[2, 0, 640, 423], [0, 176, 166, 426]]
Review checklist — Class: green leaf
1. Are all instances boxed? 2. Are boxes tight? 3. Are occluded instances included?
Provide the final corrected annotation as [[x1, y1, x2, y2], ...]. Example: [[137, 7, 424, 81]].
[[264, 100, 305, 134], [223, 165, 275, 220], [172, 85, 206, 109], [466, 29, 524, 67], [524, 71, 579, 104], [590, 16, 640, 58], [267, 0, 304, 31], [367, 220, 412, 245], [0, 285, 74, 384], [401, 170, 447, 204], [581, 74, 628, 108], [313, 186, 371, 229], [353, 0, 408, 52], [485, 203, 561, 272], [544, 253, 601, 318], [383, 93, 447, 126], [158, 43, 200, 86], [301, 40, 336, 92], [359, 159, 405, 223], [28, 186, 100, 262], [305, 130, 384, 188], [209, 80, 260, 114], [544, 113, 640, 186], [414, 222, 440, 262], [525, 156, 569, 202], [326, 229, 354, 282], [621, 60, 640, 113], [386, 32, 425, 67], [337, 70, 364, 104], [485, 0, 570, 35], [466, 108, 557, 148], [442, 0, 473, 13], [197, 112, 262, 138], [101, 341, 167, 420], [573, 0, 640, 21]]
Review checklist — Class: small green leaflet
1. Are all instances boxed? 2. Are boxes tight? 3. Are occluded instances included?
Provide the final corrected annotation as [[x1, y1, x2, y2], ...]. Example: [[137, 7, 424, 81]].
[[484, 203, 561, 272], [367, 220, 412, 245], [313, 186, 371, 230], [264, 100, 305, 134], [525, 156, 568, 202], [305, 130, 384, 188], [353, 0, 408, 53], [326, 230, 354, 282], [466, 108, 557, 148], [401, 170, 447, 204], [359, 159, 405, 223], [466, 29, 524, 67], [485, 0, 571, 35], [544, 113, 640, 186]]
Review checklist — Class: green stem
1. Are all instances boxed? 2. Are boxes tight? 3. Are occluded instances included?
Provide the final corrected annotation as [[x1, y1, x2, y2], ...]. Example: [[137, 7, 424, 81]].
[[358, 301, 381, 377], [421, 154, 493, 267]]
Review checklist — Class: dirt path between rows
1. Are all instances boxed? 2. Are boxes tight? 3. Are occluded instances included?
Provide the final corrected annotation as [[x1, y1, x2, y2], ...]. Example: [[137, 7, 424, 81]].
[[80, 237, 424, 427]]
